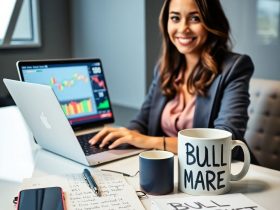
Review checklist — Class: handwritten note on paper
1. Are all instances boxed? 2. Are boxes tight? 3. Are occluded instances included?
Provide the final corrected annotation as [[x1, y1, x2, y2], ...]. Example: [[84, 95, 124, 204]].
[[151, 193, 266, 210], [20, 170, 145, 210], [65, 172, 144, 210]]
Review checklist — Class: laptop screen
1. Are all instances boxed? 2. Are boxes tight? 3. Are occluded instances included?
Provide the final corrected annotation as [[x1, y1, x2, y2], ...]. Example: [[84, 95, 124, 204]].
[[17, 58, 114, 130]]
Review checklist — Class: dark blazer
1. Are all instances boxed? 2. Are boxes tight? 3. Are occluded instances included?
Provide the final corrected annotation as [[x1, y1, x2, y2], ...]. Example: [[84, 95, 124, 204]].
[[128, 52, 254, 143]]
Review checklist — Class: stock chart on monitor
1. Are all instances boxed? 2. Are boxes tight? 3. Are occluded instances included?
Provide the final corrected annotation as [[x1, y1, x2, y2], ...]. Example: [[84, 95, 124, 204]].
[[20, 60, 113, 126]]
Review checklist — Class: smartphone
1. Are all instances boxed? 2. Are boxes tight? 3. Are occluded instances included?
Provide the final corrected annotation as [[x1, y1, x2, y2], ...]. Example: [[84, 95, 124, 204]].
[[16, 187, 66, 210]]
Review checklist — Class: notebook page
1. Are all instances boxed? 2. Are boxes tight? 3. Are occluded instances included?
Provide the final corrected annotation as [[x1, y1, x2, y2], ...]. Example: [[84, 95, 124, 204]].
[[20, 170, 144, 210]]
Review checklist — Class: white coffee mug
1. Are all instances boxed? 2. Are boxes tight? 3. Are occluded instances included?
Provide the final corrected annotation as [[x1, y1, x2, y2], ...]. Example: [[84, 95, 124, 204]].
[[178, 128, 250, 195]]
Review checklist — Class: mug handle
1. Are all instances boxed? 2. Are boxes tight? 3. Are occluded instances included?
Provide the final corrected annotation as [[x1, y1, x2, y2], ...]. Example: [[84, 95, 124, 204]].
[[230, 140, 251, 181]]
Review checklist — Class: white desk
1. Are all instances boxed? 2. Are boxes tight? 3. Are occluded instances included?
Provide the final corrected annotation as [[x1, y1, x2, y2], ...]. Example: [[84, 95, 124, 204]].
[[1, 106, 280, 210]]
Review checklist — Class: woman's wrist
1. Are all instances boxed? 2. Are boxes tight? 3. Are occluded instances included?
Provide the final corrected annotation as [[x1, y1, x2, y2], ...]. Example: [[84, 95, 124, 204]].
[[148, 136, 176, 153], [150, 137, 165, 150]]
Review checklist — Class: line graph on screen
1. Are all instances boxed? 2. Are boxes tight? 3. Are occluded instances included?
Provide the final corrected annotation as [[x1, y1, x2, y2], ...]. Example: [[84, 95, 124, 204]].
[[50, 73, 88, 91]]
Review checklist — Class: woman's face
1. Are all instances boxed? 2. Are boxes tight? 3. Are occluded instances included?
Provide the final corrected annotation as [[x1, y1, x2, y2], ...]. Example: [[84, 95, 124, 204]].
[[167, 0, 208, 57]]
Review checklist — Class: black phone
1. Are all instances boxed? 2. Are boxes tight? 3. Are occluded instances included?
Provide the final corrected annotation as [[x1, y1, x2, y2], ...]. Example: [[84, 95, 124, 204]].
[[16, 187, 66, 210]]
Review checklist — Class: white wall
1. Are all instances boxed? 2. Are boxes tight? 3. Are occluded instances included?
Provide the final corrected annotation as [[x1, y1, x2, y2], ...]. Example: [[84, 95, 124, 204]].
[[71, 0, 146, 109], [221, 0, 280, 80]]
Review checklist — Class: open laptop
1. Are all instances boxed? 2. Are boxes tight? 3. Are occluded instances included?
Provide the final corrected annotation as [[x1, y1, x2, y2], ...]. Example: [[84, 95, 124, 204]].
[[4, 58, 143, 166]]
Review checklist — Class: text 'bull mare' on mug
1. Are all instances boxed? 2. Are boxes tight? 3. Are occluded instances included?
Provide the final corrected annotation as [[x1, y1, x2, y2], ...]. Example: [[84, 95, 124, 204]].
[[178, 128, 250, 195]]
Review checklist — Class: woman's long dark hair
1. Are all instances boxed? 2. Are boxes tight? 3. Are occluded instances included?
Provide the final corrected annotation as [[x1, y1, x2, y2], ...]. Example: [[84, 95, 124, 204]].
[[159, 0, 231, 97]]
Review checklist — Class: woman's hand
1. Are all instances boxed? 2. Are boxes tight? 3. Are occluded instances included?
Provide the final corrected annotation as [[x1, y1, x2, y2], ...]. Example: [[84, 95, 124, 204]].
[[88, 127, 161, 149]]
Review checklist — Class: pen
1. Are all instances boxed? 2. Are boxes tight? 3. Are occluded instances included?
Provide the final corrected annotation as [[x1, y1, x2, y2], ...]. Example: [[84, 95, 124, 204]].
[[83, 168, 100, 196]]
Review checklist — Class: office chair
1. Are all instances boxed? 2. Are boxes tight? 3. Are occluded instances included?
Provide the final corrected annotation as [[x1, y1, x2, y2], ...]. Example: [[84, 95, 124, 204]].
[[245, 78, 280, 171]]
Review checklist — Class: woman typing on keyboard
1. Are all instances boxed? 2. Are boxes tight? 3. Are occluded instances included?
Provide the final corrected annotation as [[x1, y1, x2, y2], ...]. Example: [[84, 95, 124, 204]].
[[89, 0, 254, 158]]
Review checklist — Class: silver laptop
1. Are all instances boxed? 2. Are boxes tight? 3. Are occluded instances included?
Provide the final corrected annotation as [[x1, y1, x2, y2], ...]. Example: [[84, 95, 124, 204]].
[[3, 59, 143, 166]]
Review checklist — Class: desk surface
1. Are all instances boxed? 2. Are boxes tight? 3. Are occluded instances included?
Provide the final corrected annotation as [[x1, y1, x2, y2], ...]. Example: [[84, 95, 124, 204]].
[[1, 106, 280, 210]]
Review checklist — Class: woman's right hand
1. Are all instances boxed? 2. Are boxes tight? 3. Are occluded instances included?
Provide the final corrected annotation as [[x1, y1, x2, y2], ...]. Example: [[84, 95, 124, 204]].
[[88, 126, 162, 150]]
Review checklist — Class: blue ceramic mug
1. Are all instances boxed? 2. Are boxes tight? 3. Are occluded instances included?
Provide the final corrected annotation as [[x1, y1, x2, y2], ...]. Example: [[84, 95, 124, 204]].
[[139, 150, 174, 195]]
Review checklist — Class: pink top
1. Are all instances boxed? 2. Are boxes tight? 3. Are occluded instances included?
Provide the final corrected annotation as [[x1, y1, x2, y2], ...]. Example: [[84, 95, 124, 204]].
[[161, 81, 196, 137]]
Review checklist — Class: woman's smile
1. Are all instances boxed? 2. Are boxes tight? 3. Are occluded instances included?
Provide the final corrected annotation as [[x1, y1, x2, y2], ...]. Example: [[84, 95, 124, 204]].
[[176, 36, 196, 46]]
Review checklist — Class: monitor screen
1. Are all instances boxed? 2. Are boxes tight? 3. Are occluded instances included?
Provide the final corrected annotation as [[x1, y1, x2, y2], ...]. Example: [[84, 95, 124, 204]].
[[17, 59, 114, 128]]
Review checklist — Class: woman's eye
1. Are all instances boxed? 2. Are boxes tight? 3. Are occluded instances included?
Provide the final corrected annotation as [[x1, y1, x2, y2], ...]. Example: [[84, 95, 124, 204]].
[[170, 16, 180, 22], [190, 15, 200, 22]]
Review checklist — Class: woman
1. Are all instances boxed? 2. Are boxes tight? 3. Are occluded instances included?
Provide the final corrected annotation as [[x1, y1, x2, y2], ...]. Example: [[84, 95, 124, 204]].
[[89, 0, 254, 157]]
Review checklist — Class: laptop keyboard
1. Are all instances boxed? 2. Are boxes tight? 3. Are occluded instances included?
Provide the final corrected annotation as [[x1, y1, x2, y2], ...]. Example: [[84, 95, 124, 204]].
[[77, 132, 109, 156]]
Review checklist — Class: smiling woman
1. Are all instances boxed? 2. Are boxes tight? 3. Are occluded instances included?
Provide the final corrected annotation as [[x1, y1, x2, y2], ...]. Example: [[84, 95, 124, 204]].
[[88, 0, 255, 163], [0, 0, 40, 48]]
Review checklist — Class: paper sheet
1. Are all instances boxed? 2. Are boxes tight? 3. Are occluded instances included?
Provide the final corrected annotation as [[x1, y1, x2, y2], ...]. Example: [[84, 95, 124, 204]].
[[20, 170, 144, 210], [151, 193, 266, 210]]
